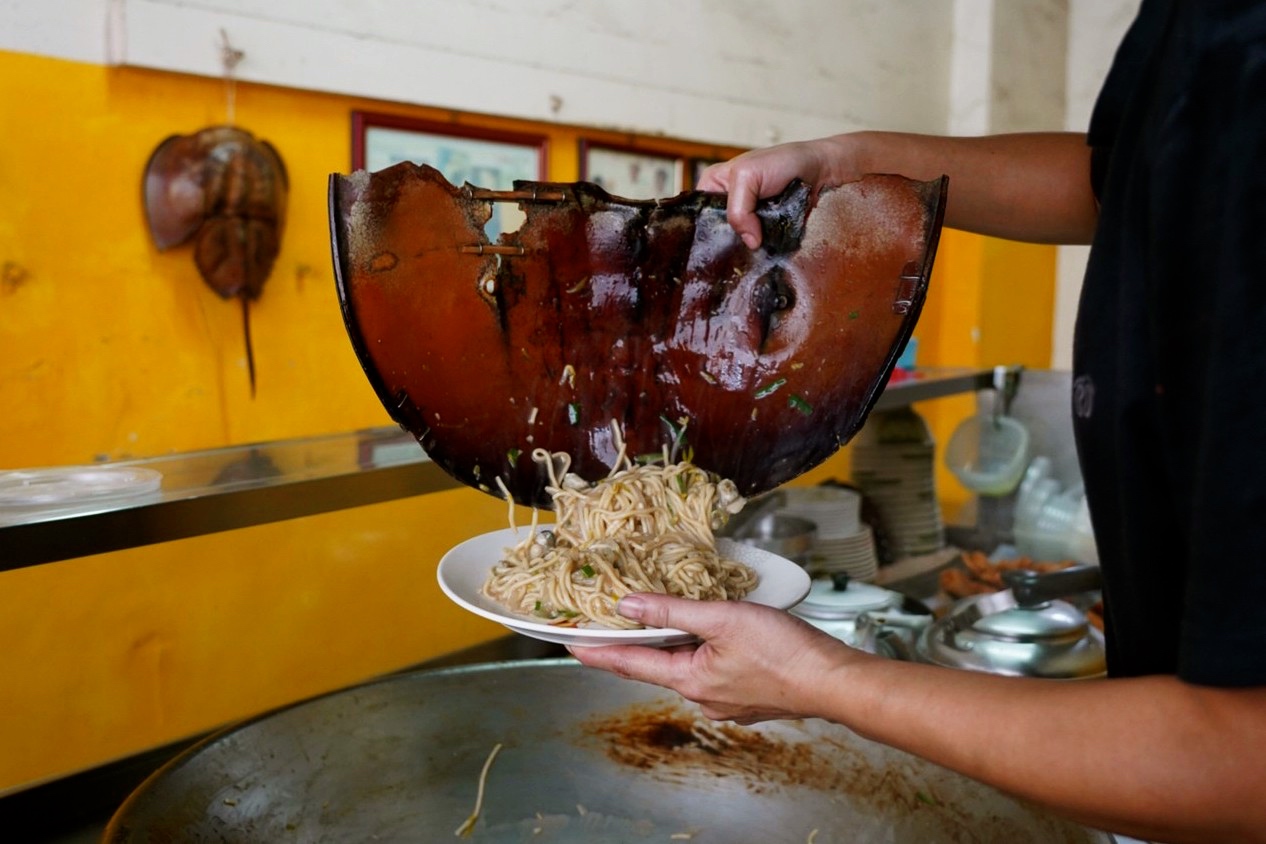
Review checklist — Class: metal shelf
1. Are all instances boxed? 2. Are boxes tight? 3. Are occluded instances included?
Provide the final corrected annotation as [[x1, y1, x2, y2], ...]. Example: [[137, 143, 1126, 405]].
[[0, 428, 459, 572], [0, 367, 1003, 572], [873, 365, 1001, 410]]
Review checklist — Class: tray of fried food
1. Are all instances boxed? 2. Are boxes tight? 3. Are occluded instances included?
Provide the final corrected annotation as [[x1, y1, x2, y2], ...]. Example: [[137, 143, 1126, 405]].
[[939, 550, 1104, 630]]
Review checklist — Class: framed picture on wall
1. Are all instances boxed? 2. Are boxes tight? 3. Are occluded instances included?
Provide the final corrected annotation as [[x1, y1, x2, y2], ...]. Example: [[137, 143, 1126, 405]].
[[690, 157, 726, 189], [579, 141, 684, 200], [352, 112, 547, 240]]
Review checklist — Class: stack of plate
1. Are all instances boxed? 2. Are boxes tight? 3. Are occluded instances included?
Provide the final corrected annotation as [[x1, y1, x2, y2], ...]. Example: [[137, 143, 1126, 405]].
[[779, 486, 879, 582], [850, 408, 945, 559]]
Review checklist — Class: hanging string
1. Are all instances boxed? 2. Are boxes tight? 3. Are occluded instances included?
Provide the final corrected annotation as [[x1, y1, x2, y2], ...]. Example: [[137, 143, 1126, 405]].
[[219, 28, 244, 125]]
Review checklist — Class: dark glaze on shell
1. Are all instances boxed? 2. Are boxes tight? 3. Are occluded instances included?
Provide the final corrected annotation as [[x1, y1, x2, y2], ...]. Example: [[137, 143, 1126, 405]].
[[329, 163, 945, 508]]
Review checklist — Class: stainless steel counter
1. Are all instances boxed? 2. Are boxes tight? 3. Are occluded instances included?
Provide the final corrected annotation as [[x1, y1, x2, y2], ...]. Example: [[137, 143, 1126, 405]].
[[0, 367, 1004, 572], [0, 427, 456, 571]]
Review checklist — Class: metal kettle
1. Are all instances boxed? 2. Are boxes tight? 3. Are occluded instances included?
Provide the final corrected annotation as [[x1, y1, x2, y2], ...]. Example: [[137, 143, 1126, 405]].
[[915, 565, 1106, 679]]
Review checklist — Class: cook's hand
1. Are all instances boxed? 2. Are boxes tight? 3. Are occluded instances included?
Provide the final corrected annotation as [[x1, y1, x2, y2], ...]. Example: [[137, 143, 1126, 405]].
[[696, 136, 864, 250], [569, 593, 868, 724]]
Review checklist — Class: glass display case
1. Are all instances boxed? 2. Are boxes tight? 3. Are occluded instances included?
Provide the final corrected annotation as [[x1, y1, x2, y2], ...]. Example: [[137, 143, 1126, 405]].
[[1, 367, 1005, 571]]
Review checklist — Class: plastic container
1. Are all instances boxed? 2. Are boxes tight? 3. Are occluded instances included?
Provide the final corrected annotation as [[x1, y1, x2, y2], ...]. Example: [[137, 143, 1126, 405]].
[[1012, 458, 1099, 563], [943, 414, 1030, 496]]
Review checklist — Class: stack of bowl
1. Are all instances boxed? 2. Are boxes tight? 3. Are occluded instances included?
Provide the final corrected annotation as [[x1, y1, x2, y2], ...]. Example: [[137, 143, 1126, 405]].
[[780, 486, 880, 582], [850, 408, 945, 559]]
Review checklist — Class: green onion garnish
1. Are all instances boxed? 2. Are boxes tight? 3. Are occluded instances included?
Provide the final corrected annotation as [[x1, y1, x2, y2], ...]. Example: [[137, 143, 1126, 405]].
[[660, 414, 683, 444], [789, 394, 814, 415], [580, 564, 596, 578], [755, 377, 787, 398]]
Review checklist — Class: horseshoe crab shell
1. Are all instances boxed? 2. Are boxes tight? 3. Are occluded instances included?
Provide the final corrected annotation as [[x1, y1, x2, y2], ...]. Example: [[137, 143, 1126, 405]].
[[143, 126, 288, 394], [329, 164, 946, 508], [144, 126, 288, 295]]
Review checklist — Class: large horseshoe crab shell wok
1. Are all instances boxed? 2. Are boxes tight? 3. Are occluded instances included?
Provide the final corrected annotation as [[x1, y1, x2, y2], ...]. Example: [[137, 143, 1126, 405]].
[[329, 163, 947, 509]]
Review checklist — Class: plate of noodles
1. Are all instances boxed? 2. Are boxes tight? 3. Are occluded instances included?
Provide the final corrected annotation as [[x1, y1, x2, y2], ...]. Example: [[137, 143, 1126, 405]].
[[437, 528, 811, 648]]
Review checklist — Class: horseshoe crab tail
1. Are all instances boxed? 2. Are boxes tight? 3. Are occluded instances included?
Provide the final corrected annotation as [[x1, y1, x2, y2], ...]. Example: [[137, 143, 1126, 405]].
[[241, 295, 256, 398]]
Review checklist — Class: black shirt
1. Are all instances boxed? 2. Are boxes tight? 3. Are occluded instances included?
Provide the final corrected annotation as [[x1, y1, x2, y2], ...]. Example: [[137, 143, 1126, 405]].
[[1073, 0, 1266, 685]]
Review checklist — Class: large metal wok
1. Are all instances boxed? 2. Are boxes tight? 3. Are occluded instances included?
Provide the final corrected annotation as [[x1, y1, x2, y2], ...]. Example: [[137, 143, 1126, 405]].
[[105, 659, 1111, 843]]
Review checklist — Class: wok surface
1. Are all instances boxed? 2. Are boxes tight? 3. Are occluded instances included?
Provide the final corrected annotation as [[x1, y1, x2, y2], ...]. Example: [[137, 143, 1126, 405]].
[[106, 659, 1111, 843]]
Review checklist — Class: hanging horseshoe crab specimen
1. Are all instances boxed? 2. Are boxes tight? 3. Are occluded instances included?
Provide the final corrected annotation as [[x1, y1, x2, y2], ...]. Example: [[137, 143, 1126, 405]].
[[143, 126, 288, 395], [329, 163, 947, 509]]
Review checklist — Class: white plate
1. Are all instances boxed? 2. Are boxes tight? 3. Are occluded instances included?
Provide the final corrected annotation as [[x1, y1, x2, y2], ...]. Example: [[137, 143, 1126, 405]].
[[0, 467, 163, 525], [0, 467, 161, 506], [437, 528, 811, 648]]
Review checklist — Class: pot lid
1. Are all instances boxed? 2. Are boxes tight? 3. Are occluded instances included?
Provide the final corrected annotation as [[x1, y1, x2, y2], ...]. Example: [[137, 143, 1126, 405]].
[[796, 578, 902, 620], [972, 602, 1086, 640], [917, 593, 1106, 679]]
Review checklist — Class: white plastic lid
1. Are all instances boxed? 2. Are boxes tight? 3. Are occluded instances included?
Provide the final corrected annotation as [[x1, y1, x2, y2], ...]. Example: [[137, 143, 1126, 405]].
[[796, 578, 901, 620]]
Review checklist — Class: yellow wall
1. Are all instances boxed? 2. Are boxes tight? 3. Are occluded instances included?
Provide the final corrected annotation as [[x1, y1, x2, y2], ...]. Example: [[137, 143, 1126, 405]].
[[0, 492, 516, 791], [0, 54, 735, 466], [0, 51, 1054, 793], [0, 51, 735, 793], [918, 230, 1057, 513]]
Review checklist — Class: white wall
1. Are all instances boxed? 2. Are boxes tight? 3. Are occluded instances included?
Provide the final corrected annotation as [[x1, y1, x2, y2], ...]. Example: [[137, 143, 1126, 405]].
[[990, 0, 1069, 133], [947, 0, 1068, 136], [101, 0, 959, 148], [1, 2, 1110, 151], [0, 0, 120, 64]]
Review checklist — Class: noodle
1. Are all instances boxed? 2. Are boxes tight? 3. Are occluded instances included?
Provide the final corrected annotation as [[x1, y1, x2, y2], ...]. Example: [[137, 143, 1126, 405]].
[[454, 742, 503, 838], [481, 435, 756, 629]]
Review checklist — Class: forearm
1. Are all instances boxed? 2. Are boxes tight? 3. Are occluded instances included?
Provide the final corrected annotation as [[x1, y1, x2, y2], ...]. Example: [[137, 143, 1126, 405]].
[[810, 655, 1266, 843], [834, 131, 1099, 244]]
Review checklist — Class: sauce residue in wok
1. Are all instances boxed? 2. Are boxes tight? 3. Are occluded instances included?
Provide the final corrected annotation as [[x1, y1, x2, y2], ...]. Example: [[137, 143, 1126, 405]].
[[580, 701, 934, 808], [578, 701, 1107, 844]]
